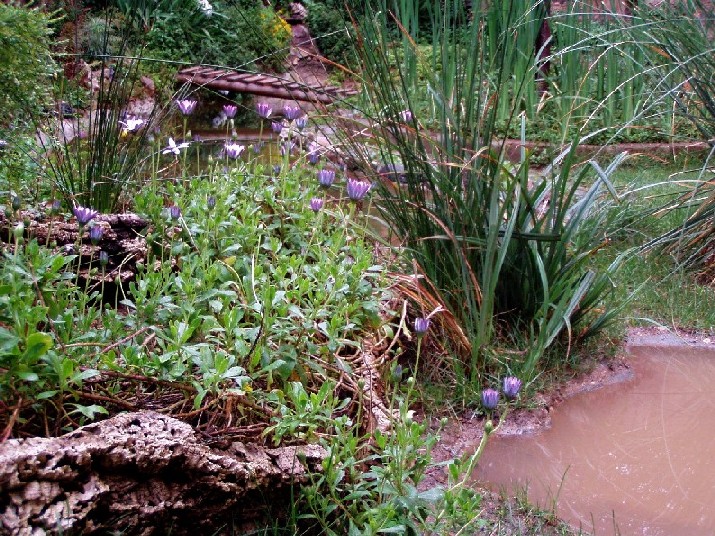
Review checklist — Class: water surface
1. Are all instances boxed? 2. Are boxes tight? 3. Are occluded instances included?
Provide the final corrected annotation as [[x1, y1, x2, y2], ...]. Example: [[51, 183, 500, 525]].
[[476, 346, 715, 535]]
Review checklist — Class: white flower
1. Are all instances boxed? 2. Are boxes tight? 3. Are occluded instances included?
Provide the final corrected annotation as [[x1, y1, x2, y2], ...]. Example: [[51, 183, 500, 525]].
[[162, 137, 190, 155], [119, 117, 145, 134], [197, 0, 213, 15]]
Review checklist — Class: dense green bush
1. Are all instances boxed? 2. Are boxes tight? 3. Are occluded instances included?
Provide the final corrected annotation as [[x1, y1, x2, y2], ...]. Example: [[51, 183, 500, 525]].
[[0, 4, 58, 131], [142, 0, 291, 71], [305, 0, 357, 66]]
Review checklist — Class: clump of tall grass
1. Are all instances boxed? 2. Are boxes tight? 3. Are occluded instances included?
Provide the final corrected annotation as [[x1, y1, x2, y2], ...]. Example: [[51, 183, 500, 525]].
[[29, 11, 169, 213], [631, 0, 715, 281], [339, 0, 629, 392]]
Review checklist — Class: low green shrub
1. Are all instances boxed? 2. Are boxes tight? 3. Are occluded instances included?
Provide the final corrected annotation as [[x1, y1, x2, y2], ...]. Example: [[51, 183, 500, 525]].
[[142, 1, 291, 71], [0, 4, 58, 131]]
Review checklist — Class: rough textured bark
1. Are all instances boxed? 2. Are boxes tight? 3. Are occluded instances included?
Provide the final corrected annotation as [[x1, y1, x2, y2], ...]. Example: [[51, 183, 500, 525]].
[[0, 411, 326, 535], [0, 210, 148, 285]]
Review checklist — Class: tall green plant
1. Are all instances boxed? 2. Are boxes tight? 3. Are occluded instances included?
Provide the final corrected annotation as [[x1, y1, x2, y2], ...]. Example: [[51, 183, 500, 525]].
[[342, 0, 626, 389], [632, 0, 715, 279], [33, 15, 167, 213]]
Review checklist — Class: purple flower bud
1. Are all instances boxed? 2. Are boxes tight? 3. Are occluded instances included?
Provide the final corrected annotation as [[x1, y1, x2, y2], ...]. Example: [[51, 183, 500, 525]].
[[283, 104, 302, 121], [224, 143, 245, 159], [481, 388, 500, 410], [503, 376, 522, 400], [253, 141, 264, 154], [295, 116, 308, 130], [169, 205, 181, 220], [309, 197, 324, 212], [317, 168, 336, 188], [99, 250, 109, 267], [222, 104, 237, 119], [256, 102, 272, 119], [413, 317, 430, 335], [281, 141, 297, 157], [89, 225, 103, 245], [176, 99, 197, 116], [207, 196, 216, 210], [271, 121, 284, 134], [307, 151, 320, 165], [73, 206, 99, 226], [399, 109, 413, 123], [346, 178, 371, 201], [50, 199, 61, 215], [272, 164, 282, 176]]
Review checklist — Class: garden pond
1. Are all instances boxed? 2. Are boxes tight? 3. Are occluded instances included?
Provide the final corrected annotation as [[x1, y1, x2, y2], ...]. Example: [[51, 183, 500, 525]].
[[475, 341, 715, 535]]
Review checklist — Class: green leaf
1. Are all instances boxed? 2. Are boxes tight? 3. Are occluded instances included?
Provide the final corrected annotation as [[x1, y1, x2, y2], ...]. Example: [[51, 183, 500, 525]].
[[17, 371, 39, 382], [69, 404, 109, 420], [22, 332, 53, 362], [0, 327, 20, 354]]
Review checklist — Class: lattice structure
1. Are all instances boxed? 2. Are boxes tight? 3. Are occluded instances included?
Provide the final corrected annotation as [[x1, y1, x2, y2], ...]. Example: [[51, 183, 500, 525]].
[[176, 66, 355, 104]]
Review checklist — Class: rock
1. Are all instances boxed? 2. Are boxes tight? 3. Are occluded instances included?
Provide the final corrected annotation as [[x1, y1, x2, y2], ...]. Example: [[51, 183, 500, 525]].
[[0, 411, 327, 535], [288, 2, 308, 22], [140, 76, 155, 97]]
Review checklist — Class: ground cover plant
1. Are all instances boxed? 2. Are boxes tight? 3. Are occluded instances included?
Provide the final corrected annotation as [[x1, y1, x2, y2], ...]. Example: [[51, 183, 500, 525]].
[[2, 0, 715, 533]]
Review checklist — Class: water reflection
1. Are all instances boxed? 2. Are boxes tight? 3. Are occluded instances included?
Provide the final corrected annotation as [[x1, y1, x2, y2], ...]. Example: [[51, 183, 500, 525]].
[[476, 346, 715, 535]]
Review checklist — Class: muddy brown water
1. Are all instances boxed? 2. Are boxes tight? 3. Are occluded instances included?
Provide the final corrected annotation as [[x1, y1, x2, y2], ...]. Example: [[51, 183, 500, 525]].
[[475, 345, 715, 535]]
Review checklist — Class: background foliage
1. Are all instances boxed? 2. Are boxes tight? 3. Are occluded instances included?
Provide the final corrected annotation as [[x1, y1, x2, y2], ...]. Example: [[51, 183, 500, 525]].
[[0, 4, 58, 132]]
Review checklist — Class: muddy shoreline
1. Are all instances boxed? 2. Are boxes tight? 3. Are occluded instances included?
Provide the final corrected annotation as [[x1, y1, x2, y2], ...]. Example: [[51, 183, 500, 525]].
[[425, 326, 715, 480]]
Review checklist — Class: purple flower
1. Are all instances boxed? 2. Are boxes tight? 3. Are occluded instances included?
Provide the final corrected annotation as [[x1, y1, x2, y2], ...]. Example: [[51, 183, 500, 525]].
[[256, 102, 272, 119], [399, 109, 413, 123], [99, 250, 109, 267], [271, 121, 284, 134], [481, 388, 499, 410], [50, 199, 61, 215], [73, 206, 99, 226], [222, 104, 237, 119], [307, 151, 320, 165], [224, 143, 245, 159], [280, 141, 295, 156], [253, 141, 264, 154], [176, 99, 197, 116], [317, 168, 336, 188], [89, 225, 103, 245], [503, 376, 522, 400], [169, 205, 181, 220], [309, 197, 324, 212], [413, 317, 430, 335], [272, 164, 282, 176], [295, 116, 308, 130], [207, 196, 216, 210], [283, 104, 302, 120], [346, 178, 371, 201]]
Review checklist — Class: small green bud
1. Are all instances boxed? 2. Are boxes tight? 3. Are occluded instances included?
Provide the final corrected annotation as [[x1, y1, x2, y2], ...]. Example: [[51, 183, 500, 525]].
[[484, 419, 494, 435], [13, 222, 24, 240]]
